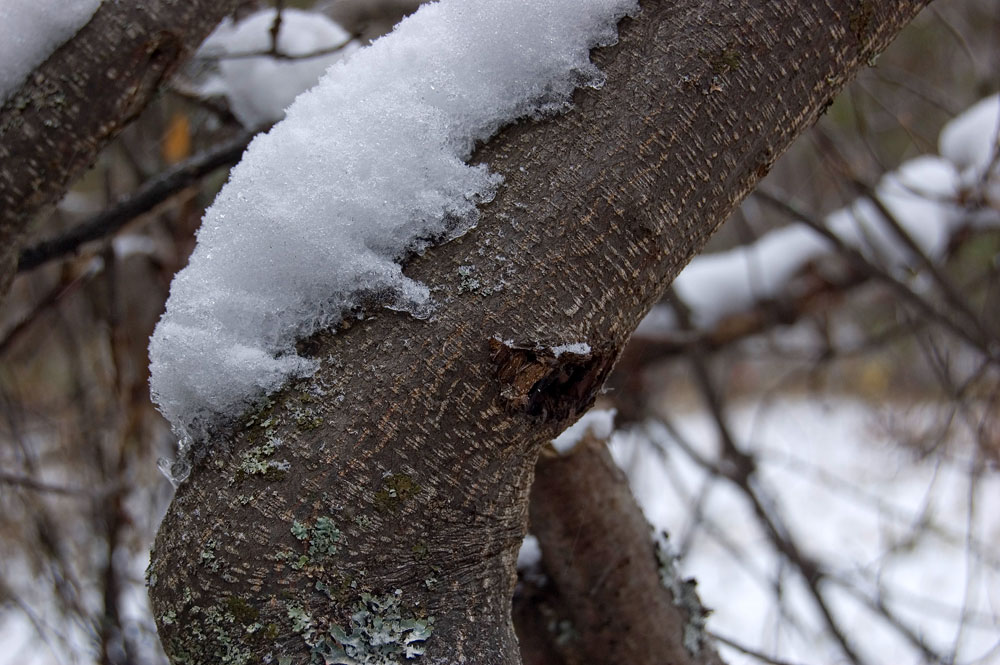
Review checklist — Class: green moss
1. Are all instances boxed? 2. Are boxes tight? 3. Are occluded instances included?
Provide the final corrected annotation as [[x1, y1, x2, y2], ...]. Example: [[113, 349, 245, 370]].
[[314, 574, 357, 603], [374, 474, 421, 513], [411, 541, 429, 561], [698, 42, 742, 76], [296, 413, 324, 431], [223, 596, 260, 625]]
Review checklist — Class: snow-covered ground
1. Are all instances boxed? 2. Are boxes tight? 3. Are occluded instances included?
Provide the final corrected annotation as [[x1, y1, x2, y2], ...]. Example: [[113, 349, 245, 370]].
[[615, 397, 999, 665]]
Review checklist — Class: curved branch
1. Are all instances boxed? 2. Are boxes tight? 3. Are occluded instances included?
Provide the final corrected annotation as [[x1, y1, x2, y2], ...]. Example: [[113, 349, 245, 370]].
[[147, 1, 931, 664]]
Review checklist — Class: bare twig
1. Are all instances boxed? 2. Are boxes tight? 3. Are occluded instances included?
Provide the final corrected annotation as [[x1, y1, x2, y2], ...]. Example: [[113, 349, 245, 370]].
[[753, 189, 997, 361], [17, 130, 258, 273]]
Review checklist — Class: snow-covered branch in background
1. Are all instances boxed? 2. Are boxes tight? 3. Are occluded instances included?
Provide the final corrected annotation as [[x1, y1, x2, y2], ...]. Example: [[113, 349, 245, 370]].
[[0, 0, 101, 103], [196, 9, 361, 128], [149, 0, 638, 442], [637, 94, 1000, 335]]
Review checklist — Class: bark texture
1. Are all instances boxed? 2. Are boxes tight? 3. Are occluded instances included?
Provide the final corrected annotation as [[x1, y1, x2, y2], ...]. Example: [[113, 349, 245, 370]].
[[525, 435, 726, 665], [147, 1, 931, 664], [0, 0, 241, 296]]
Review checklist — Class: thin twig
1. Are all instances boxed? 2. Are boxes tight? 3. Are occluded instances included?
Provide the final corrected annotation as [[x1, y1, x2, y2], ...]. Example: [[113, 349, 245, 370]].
[[708, 631, 808, 665], [753, 189, 997, 361], [17, 130, 259, 273]]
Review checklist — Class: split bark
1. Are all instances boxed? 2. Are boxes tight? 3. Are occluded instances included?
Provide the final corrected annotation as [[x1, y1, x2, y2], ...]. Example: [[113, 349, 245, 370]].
[[146, 1, 931, 664]]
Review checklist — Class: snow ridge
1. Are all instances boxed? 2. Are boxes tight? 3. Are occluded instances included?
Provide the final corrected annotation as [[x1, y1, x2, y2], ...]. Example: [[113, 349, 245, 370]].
[[149, 0, 638, 441]]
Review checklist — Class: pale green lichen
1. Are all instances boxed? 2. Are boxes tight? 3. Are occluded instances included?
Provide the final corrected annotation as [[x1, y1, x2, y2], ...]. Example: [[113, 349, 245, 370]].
[[457, 265, 481, 293], [291, 516, 343, 558], [200, 538, 220, 572], [297, 590, 433, 665], [654, 531, 711, 656], [238, 434, 289, 480]]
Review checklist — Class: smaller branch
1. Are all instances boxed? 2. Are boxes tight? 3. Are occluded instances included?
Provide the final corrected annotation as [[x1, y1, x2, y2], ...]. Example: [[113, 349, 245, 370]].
[[201, 2, 361, 63], [708, 632, 807, 665], [753, 189, 997, 361], [211, 37, 359, 61], [16, 130, 258, 273], [0, 471, 117, 497], [269, 0, 285, 54], [527, 433, 726, 665], [856, 182, 995, 348], [0, 261, 101, 356]]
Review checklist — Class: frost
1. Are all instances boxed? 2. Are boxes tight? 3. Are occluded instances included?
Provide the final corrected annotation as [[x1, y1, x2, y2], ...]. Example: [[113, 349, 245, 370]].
[[149, 0, 638, 442], [0, 0, 101, 102], [197, 9, 360, 128], [551, 408, 617, 454]]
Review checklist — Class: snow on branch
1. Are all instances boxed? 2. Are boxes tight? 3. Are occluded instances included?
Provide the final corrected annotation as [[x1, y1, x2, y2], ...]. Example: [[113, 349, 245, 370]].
[[637, 94, 1000, 336], [0, 0, 101, 103], [149, 0, 638, 442]]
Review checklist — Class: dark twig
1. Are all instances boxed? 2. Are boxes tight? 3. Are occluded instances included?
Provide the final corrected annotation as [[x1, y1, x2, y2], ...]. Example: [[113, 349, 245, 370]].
[[753, 189, 997, 361], [665, 286, 870, 665], [17, 130, 258, 273]]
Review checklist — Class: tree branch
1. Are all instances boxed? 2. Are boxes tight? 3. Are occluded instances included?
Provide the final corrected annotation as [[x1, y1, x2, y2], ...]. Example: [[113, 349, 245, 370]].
[[16, 130, 257, 273], [527, 434, 725, 665], [0, 0, 243, 296], [147, 1, 932, 663]]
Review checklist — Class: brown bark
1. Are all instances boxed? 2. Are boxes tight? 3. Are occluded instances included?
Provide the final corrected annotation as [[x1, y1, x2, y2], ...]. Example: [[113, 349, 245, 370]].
[[525, 435, 726, 665], [0, 0, 241, 296], [146, 1, 931, 664]]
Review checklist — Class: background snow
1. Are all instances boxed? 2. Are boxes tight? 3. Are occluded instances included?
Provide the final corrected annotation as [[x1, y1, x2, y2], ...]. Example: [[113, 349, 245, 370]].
[[618, 398, 1000, 665], [637, 94, 1000, 334], [0, 0, 102, 103], [149, 0, 638, 441], [197, 8, 361, 128]]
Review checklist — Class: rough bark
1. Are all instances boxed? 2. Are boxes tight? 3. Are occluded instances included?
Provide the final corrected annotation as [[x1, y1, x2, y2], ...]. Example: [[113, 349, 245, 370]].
[[0, 0, 241, 296], [524, 435, 726, 665], [147, 1, 931, 664]]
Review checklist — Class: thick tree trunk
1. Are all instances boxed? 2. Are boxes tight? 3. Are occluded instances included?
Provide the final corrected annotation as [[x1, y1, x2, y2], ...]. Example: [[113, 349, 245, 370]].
[[147, 1, 931, 664], [0, 0, 241, 296]]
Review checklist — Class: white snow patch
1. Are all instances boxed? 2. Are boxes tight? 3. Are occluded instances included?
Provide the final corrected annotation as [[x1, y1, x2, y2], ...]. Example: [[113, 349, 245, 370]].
[[939, 94, 1000, 174], [550, 342, 592, 357], [516, 534, 542, 570], [197, 8, 361, 128], [0, 0, 101, 102], [551, 408, 616, 454], [149, 0, 638, 441], [637, 96, 1000, 335], [616, 398, 1000, 665]]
